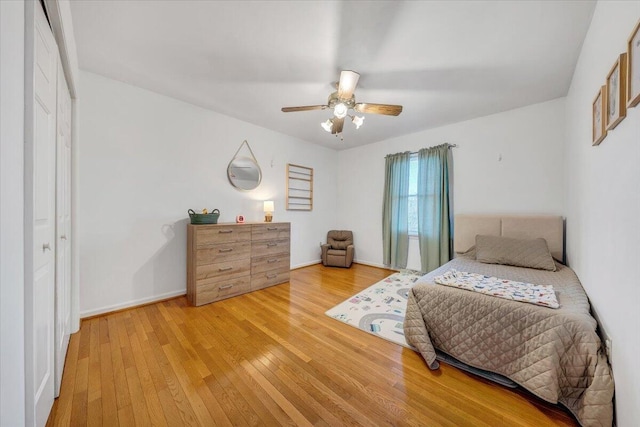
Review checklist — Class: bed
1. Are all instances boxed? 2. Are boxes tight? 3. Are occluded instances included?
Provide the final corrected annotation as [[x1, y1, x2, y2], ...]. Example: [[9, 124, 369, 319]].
[[404, 215, 614, 427]]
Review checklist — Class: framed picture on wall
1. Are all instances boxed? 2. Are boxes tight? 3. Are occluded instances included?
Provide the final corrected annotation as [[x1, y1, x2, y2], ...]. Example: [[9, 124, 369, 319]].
[[592, 86, 607, 146], [628, 19, 640, 108], [605, 53, 627, 130]]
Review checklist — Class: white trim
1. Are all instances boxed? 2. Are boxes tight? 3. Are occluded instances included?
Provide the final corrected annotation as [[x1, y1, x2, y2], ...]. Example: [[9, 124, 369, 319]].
[[80, 290, 187, 319], [79, 259, 394, 317], [43, 0, 79, 97], [291, 258, 395, 271], [43, 0, 81, 332], [23, 2, 41, 423], [353, 260, 396, 270], [291, 260, 321, 269], [0, 1, 26, 424], [70, 98, 80, 332]]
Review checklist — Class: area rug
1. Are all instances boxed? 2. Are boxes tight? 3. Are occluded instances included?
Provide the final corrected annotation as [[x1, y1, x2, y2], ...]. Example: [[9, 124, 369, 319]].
[[325, 270, 518, 388], [325, 270, 422, 349]]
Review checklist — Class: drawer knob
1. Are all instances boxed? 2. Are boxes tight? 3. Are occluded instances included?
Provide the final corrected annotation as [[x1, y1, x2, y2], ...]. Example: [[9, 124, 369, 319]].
[[218, 230, 233, 234], [267, 273, 277, 279], [267, 258, 279, 263], [219, 248, 233, 253], [267, 227, 278, 231], [219, 284, 234, 290], [218, 266, 233, 272], [267, 243, 277, 247]]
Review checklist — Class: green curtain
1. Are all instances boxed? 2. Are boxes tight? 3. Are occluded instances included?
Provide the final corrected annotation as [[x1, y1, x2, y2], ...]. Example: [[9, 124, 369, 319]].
[[382, 151, 411, 269], [417, 144, 452, 273]]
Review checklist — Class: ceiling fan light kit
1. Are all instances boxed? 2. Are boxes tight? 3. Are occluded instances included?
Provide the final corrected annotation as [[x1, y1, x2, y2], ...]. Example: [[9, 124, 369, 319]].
[[282, 70, 403, 138], [321, 119, 334, 132], [333, 102, 348, 119], [351, 114, 364, 129]]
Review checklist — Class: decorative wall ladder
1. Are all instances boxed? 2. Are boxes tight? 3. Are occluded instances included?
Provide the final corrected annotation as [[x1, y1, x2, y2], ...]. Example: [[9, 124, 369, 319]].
[[286, 164, 313, 211]]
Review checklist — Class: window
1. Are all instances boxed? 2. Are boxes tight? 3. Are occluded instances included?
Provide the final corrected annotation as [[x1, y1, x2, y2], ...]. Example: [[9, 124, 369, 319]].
[[383, 144, 452, 271], [408, 153, 438, 236], [408, 154, 418, 235]]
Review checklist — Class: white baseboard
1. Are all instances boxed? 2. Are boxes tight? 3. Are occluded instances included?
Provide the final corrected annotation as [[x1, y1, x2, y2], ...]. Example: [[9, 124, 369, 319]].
[[291, 259, 321, 270], [80, 260, 391, 318], [290, 258, 394, 271], [353, 259, 396, 270], [80, 289, 186, 318]]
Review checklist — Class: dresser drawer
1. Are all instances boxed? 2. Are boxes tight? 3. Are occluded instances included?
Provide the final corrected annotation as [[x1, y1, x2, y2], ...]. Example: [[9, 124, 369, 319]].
[[196, 241, 251, 266], [251, 238, 290, 258], [252, 223, 291, 241], [195, 276, 251, 306], [196, 258, 250, 281], [251, 266, 290, 291], [251, 254, 290, 275], [196, 225, 251, 247]]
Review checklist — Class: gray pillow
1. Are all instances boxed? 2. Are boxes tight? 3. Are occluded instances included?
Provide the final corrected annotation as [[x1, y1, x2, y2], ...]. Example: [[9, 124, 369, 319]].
[[475, 235, 557, 271]]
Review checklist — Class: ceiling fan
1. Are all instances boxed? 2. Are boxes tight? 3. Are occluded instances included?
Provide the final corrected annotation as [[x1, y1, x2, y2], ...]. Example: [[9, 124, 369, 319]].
[[281, 70, 403, 136]]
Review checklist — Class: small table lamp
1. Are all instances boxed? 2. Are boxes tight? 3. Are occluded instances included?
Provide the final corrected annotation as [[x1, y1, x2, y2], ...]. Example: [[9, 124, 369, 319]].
[[263, 200, 274, 222]]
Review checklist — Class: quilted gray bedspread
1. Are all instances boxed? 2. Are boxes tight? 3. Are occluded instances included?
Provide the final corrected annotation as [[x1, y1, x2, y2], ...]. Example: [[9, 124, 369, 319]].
[[404, 253, 614, 427]]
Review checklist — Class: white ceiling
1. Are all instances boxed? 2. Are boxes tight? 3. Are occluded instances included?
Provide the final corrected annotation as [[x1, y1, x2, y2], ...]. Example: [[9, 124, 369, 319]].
[[70, 0, 595, 150]]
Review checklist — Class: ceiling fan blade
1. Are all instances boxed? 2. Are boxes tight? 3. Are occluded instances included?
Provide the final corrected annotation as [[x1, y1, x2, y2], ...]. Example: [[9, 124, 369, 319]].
[[337, 70, 360, 99], [332, 117, 344, 134], [354, 103, 403, 116], [281, 105, 327, 112]]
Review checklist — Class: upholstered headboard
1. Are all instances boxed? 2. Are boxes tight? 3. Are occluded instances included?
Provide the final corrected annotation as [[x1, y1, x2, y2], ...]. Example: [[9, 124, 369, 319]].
[[454, 214, 564, 261]]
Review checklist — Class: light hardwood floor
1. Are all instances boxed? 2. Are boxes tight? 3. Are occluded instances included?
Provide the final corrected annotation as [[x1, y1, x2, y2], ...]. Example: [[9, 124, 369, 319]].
[[47, 263, 578, 426]]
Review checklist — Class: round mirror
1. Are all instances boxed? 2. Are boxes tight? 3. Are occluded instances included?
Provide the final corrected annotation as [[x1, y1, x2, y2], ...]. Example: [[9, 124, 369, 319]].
[[227, 156, 262, 191]]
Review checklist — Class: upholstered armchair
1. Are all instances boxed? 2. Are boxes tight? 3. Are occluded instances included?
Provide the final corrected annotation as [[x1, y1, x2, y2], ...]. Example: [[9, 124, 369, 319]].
[[321, 230, 354, 268]]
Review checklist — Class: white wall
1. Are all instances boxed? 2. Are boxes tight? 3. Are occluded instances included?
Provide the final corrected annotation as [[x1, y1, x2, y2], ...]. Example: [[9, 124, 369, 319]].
[[564, 2, 640, 426], [0, 1, 26, 425], [79, 71, 338, 317], [337, 98, 566, 270]]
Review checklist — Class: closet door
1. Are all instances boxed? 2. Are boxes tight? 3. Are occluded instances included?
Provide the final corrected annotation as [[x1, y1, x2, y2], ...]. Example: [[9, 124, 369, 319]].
[[25, 2, 58, 425], [54, 60, 72, 397]]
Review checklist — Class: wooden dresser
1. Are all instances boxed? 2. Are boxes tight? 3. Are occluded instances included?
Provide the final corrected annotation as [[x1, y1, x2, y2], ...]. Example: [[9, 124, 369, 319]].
[[186, 222, 290, 306]]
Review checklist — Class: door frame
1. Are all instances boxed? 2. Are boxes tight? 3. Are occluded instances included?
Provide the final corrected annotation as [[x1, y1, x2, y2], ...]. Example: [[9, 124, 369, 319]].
[[44, 0, 80, 335], [54, 58, 72, 397], [24, 1, 59, 424], [0, 2, 27, 425], [2, 1, 79, 424], [20, 0, 80, 425]]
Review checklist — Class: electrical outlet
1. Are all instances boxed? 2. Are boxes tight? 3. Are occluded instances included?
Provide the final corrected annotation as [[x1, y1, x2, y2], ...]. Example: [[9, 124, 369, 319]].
[[605, 338, 612, 361]]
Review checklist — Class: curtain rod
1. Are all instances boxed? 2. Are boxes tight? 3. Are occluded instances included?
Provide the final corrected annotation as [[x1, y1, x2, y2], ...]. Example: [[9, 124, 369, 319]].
[[409, 143, 457, 155], [386, 144, 458, 158]]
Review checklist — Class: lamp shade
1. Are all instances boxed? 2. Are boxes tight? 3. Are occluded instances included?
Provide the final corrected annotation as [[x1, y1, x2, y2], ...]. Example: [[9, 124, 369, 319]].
[[263, 201, 274, 213]]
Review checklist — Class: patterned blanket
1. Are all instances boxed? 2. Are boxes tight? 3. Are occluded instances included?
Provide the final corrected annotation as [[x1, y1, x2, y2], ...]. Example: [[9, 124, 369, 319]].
[[433, 269, 559, 308]]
